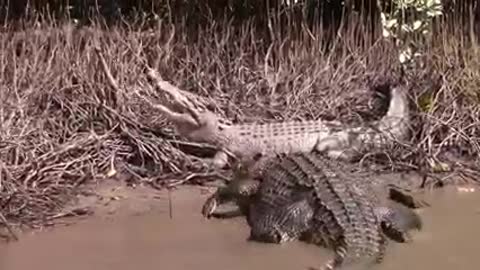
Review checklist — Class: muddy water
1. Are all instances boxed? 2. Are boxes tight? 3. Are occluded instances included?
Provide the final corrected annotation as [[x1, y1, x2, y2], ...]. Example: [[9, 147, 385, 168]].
[[1, 186, 480, 270]]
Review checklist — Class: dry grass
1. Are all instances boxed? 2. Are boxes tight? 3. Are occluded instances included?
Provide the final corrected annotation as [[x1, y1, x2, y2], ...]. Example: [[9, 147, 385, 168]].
[[0, 14, 479, 239]]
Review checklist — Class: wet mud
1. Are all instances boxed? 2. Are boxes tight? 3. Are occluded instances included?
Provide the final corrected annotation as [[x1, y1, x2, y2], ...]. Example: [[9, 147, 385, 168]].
[[1, 182, 479, 270]]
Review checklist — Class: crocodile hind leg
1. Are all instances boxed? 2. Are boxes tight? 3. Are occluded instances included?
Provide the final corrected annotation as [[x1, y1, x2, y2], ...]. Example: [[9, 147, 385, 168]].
[[381, 220, 413, 243], [376, 201, 422, 243], [388, 187, 430, 209]]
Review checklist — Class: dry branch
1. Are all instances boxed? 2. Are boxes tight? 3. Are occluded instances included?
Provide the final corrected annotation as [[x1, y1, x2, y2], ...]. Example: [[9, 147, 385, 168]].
[[0, 211, 18, 241], [0, 15, 479, 235]]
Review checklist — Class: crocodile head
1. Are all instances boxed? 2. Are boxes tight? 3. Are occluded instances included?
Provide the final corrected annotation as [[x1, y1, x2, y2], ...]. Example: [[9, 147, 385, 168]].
[[176, 110, 226, 144]]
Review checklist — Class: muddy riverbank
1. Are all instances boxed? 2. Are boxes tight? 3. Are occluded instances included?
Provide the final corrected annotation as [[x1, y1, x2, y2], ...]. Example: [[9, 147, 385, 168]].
[[1, 175, 479, 270]]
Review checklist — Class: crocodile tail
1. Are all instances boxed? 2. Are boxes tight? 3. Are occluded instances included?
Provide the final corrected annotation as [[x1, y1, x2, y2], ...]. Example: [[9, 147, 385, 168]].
[[375, 85, 410, 142]]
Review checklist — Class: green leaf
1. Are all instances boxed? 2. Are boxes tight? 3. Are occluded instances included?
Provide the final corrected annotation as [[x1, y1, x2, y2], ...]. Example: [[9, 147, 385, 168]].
[[418, 92, 434, 112]]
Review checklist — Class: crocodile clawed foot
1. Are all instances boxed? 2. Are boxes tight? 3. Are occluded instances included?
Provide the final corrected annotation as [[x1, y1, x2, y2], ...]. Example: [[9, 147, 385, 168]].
[[381, 222, 413, 243], [201, 194, 219, 219], [391, 231, 413, 243], [402, 232, 414, 243]]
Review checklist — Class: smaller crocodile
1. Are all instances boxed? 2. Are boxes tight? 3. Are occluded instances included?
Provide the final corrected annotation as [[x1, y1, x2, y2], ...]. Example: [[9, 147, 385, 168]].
[[144, 70, 410, 169], [203, 152, 422, 270]]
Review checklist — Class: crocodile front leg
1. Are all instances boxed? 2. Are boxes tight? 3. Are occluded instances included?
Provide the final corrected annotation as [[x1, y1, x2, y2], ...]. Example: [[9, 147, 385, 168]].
[[314, 131, 360, 162], [211, 150, 230, 169], [202, 178, 261, 218]]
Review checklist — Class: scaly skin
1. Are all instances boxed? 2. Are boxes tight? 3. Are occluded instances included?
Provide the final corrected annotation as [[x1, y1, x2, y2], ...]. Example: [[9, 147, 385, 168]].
[[152, 83, 410, 169], [204, 152, 422, 270], [202, 150, 429, 220]]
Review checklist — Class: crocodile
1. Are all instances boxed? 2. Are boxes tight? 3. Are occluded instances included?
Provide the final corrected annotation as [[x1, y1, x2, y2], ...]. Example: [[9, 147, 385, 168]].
[[203, 152, 423, 270], [202, 149, 429, 220], [144, 69, 410, 170]]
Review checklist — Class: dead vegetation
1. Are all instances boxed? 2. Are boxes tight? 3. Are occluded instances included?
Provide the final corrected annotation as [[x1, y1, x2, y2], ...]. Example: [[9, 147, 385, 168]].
[[0, 13, 479, 240]]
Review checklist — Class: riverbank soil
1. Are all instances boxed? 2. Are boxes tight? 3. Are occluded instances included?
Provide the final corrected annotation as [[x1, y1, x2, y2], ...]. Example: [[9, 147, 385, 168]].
[[1, 173, 479, 270]]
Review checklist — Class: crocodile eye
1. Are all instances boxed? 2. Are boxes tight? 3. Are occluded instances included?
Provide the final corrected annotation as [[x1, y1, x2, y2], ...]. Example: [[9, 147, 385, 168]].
[[252, 153, 263, 161]]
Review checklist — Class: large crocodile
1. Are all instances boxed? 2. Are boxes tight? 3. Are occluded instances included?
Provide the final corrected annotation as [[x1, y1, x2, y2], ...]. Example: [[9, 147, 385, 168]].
[[203, 151, 423, 270], [202, 150, 429, 220]]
